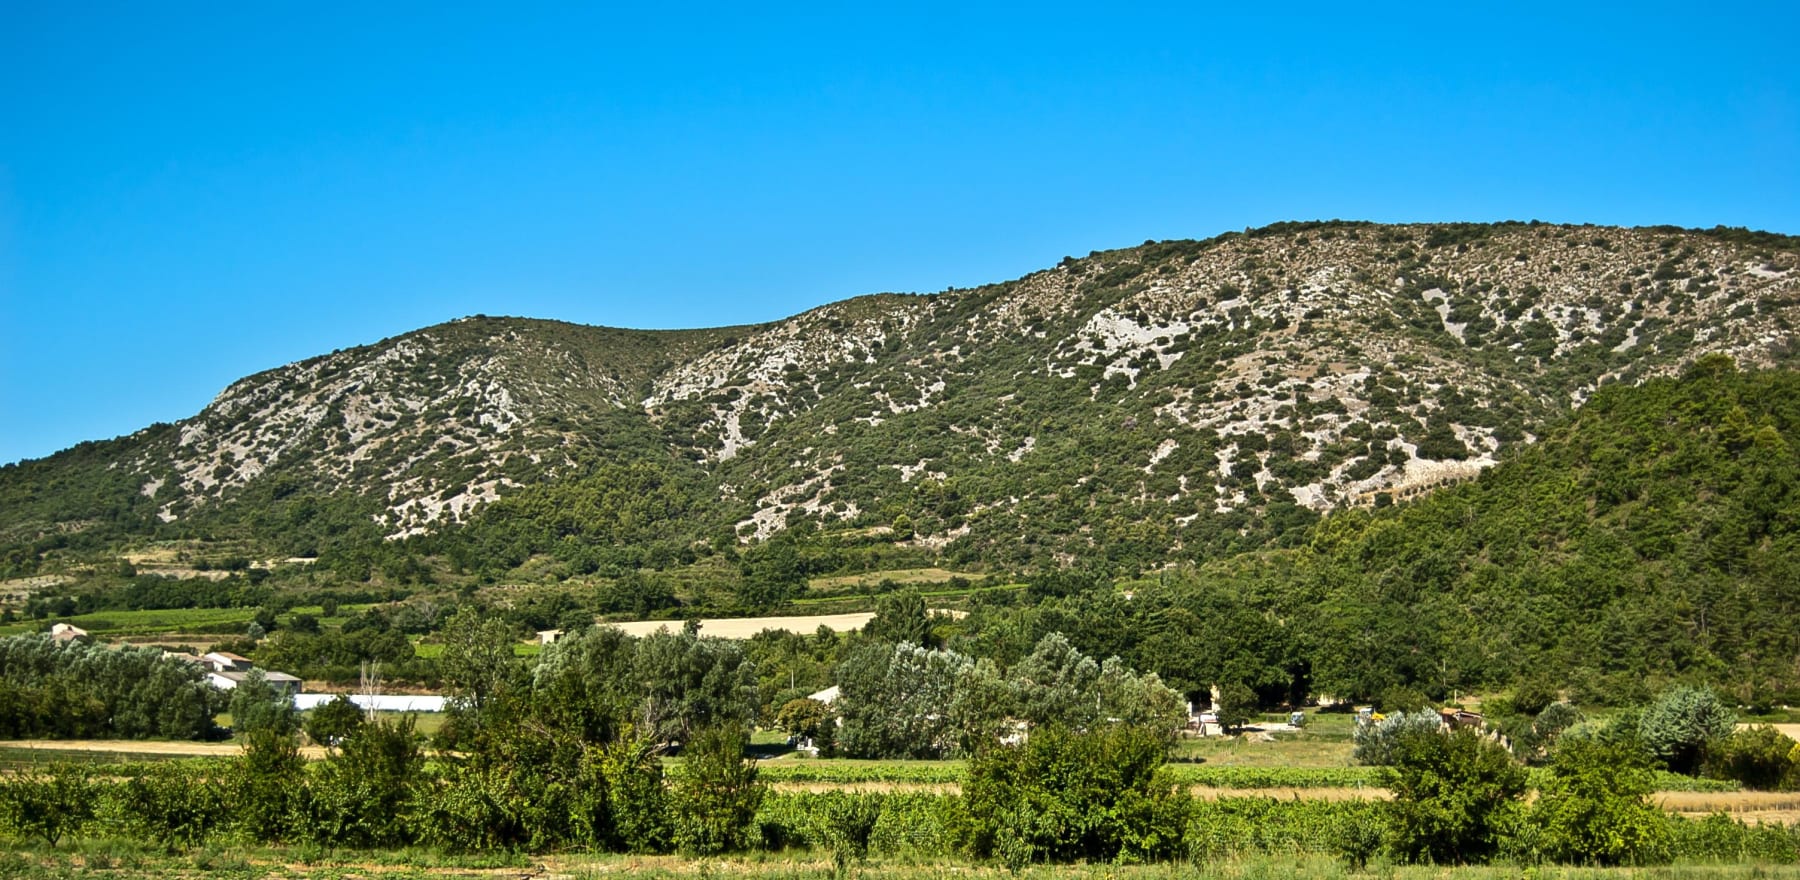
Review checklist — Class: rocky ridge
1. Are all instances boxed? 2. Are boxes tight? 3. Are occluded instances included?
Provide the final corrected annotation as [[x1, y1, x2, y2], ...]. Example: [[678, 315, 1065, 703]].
[[7, 221, 1797, 561]]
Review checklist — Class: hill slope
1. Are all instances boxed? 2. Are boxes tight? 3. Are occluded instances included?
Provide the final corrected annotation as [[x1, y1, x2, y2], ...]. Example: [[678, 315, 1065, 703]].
[[3, 221, 1797, 576]]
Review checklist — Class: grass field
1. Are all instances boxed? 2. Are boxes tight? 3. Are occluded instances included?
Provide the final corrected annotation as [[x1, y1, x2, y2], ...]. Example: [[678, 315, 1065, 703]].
[[0, 604, 374, 639]]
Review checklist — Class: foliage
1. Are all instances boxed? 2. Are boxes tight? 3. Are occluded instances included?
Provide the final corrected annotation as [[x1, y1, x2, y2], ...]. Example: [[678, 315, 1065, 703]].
[[111, 763, 227, 852], [670, 725, 765, 855], [533, 622, 757, 750], [0, 635, 222, 740], [837, 642, 971, 759], [1529, 736, 1672, 865], [227, 669, 298, 737], [228, 729, 305, 843], [1382, 727, 1528, 865], [0, 762, 94, 847], [1705, 724, 1799, 791], [1639, 685, 1735, 775], [302, 693, 364, 748], [1352, 711, 1444, 766], [294, 714, 426, 851], [964, 725, 1187, 867]]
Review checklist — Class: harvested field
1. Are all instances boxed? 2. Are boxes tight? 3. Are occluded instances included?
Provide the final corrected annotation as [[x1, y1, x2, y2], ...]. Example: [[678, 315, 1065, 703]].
[[1658, 790, 1800, 825], [610, 613, 875, 639], [1736, 722, 1800, 740], [0, 739, 326, 760]]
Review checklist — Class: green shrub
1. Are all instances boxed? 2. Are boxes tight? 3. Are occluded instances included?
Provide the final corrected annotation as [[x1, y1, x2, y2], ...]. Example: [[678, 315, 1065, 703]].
[[1383, 727, 1527, 864], [1531, 736, 1671, 865], [1706, 724, 1798, 790], [0, 762, 94, 847], [111, 764, 227, 852], [965, 725, 1187, 866], [1352, 710, 1443, 766], [671, 726, 765, 855]]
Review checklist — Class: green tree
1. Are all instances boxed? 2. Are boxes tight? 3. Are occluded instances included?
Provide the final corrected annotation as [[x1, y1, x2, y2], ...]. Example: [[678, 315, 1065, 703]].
[[1531, 736, 1671, 865], [230, 728, 305, 842], [836, 642, 971, 758], [1705, 725, 1798, 791], [303, 693, 364, 749], [1639, 685, 1734, 775], [1383, 727, 1527, 864], [866, 589, 932, 647], [964, 724, 1187, 867], [671, 725, 764, 855], [438, 606, 524, 738], [1214, 682, 1259, 734], [0, 763, 93, 847], [229, 668, 298, 737]]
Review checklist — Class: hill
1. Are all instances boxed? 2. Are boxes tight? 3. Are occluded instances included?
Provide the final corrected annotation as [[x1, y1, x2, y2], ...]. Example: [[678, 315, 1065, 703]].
[[3, 221, 1798, 583]]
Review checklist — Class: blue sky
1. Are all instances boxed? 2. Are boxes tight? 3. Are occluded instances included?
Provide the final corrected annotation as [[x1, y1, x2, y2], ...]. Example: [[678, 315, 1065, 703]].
[[3, 3, 1796, 464]]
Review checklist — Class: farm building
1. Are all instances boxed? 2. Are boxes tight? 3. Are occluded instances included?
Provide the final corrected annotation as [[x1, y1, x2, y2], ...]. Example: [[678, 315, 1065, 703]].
[[207, 669, 302, 697]]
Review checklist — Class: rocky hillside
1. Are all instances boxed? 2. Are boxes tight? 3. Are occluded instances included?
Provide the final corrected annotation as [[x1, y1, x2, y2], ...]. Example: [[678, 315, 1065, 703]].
[[4, 221, 1797, 569]]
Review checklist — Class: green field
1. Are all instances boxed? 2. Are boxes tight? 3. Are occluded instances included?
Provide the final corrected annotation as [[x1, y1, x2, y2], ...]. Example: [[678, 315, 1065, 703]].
[[0, 604, 374, 638]]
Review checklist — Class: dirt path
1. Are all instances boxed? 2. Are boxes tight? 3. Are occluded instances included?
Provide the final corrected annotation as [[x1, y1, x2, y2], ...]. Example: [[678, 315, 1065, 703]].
[[0, 739, 327, 759]]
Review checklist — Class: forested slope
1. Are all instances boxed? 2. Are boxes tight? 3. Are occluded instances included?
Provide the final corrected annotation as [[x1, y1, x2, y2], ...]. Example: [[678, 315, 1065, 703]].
[[989, 359, 1799, 703]]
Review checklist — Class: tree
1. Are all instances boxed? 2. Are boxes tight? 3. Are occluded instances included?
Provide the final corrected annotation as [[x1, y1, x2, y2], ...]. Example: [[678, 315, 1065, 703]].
[[671, 725, 764, 855], [1532, 736, 1671, 865], [1383, 727, 1527, 864], [0, 763, 93, 847], [438, 606, 523, 735], [230, 728, 305, 842], [774, 697, 832, 743], [229, 668, 298, 737], [866, 589, 932, 647], [1214, 682, 1259, 734], [304, 693, 364, 749], [1639, 685, 1734, 775], [964, 724, 1187, 867], [296, 713, 426, 851], [1353, 710, 1444, 766], [836, 642, 971, 758]]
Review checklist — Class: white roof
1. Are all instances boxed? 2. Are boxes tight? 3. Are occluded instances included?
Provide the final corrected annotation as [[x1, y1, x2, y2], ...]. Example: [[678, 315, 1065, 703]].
[[292, 693, 447, 712]]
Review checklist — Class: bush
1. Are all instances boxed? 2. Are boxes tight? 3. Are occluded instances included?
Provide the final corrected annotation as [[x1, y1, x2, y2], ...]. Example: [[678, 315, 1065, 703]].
[[112, 764, 227, 852], [1706, 725, 1798, 790], [0, 763, 94, 847], [303, 693, 364, 748], [965, 725, 1187, 867], [671, 726, 764, 855], [1383, 727, 1527, 864], [1353, 710, 1443, 766], [1531, 736, 1671, 865]]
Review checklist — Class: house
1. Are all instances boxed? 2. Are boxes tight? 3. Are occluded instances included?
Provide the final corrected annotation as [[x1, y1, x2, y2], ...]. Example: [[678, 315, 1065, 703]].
[[49, 623, 90, 644], [201, 651, 252, 673], [806, 685, 839, 706], [537, 629, 563, 646], [208, 669, 302, 697]]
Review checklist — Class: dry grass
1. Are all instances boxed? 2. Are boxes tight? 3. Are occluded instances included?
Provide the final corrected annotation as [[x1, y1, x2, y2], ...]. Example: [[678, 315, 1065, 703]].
[[608, 613, 875, 639], [806, 567, 979, 590], [1658, 789, 1800, 825], [0, 739, 327, 760]]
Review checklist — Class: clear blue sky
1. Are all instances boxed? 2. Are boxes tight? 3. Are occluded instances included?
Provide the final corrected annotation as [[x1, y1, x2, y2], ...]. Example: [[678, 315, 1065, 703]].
[[3, 3, 1796, 465]]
